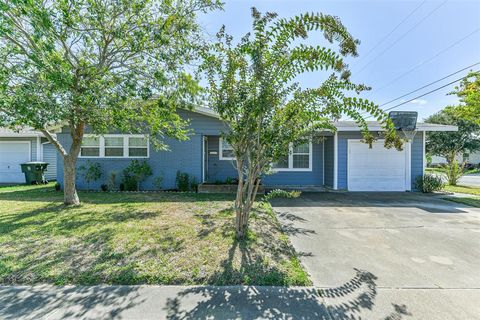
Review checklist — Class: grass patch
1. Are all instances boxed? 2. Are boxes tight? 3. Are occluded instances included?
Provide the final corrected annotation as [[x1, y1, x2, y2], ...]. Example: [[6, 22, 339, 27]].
[[443, 185, 480, 196], [443, 197, 480, 208], [426, 167, 480, 175], [0, 184, 311, 286]]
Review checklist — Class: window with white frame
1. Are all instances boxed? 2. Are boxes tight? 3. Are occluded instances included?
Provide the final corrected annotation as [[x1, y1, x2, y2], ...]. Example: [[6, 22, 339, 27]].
[[272, 142, 312, 171], [219, 137, 235, 160], [80, 135, 149, 158]]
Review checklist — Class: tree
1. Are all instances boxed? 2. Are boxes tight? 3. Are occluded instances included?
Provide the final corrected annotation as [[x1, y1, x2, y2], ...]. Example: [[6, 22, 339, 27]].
[[0, 0, 221, 205], [448, 71, 480, 125], [201, 8, 402, 239], [425, 108, 480, 185]]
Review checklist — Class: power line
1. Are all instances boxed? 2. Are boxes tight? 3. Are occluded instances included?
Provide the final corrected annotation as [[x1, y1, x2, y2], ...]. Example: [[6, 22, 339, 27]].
[[374, 28, 480, 93], [378, 61, 480, 107], [353, 0, 426, 68], [354, 0, 447, 75], [365, 71, 478, 118]]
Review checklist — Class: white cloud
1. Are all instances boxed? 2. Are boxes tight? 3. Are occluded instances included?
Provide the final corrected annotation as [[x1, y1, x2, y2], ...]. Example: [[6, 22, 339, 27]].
[[409, 99, 428, 105]]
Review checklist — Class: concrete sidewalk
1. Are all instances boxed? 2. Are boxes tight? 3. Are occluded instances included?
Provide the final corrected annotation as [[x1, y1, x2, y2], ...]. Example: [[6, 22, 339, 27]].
[[2, 283, 479, 319]]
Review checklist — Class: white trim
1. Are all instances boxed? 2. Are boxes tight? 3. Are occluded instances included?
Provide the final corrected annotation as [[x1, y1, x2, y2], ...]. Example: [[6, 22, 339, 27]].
[[422, 131, 426, 176], [346, 139, 411, 191], [272, 141, 313, 172], [36, 136, 42, 161], [333, 133, 338, 190], [0, 140, 32, 161], [202, 136, 208, 183], [219, 137, 235, 160], [79, 134, 149, 159]]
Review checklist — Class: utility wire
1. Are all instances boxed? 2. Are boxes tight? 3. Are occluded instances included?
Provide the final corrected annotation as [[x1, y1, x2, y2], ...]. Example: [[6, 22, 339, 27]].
[[365, 71, 479, 119], [353, 1, 426, 67], [374, 28, 480, 93], [354, 0, 447, 75], [378, 61, 480, 107]]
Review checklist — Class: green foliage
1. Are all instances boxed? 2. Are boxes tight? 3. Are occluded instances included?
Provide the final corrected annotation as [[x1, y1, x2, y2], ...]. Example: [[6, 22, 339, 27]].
[[100, 184, 109, 192], [153, 175, 164, 190], [107, 171, 118, 191], [448, 72, 480, 125], [415, 174, 444, 193], [123, 160, 153, 191], [190, 176, 199, 192], [264, 189, 302, 201], [78, 161, 102, 188], [54, 182, 61, 192], [176, 171, 190, 191], [425, 108, 480, 163], [443, 160, 465, 186]]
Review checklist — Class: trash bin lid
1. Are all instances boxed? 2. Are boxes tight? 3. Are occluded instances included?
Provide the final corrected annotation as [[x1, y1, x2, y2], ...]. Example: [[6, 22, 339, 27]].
[[21, 161, 48, 164]]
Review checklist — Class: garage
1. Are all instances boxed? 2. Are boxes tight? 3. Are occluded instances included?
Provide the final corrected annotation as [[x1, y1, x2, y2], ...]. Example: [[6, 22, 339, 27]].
[[0, 141, 31, 183], [347, 139, 411, 191]]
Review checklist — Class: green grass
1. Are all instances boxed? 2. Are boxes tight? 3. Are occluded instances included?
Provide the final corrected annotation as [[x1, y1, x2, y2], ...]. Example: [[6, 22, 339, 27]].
[[0, 184, 310, 286], [444, 197, 480, 208], [443, 185, 480, 196], [426, 167, 480, 175]]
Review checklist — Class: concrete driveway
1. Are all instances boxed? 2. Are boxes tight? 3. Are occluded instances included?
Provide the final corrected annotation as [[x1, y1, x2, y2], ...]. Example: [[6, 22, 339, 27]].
[[272, 192, 480, 320]]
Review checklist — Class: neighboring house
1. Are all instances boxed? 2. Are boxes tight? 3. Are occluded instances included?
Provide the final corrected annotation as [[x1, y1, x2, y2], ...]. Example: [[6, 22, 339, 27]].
[[56, 108, 457, 192], [0, 128, 57, 183], [431, 152, 480, 166]]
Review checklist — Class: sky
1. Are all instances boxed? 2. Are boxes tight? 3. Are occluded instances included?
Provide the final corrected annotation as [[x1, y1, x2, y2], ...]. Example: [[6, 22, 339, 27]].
[[198, 0, 480, 121]]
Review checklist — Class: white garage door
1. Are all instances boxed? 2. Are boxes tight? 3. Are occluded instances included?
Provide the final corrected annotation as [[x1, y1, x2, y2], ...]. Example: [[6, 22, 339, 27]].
[[348, 140, 410, 191], [0, 142, 31, 183]]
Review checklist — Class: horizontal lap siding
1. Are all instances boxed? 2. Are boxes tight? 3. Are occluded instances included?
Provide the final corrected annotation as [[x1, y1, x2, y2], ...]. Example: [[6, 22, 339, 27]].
[[0, 137, 37, 161], [42, 143, 57, 180], [206, 136, 237, 182], [262, 142, 323, 186], [411, 131, 424, 190]]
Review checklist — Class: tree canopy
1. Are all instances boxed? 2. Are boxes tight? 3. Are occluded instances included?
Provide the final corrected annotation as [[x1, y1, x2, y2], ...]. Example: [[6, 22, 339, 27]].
[[0, 0, 221, 204], [447, 71, 480, 125], [201, 8, 402, 239]]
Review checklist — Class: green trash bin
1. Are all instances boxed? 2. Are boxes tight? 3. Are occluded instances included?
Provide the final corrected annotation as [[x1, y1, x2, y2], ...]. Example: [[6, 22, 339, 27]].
[[20, 162, 49, 185]]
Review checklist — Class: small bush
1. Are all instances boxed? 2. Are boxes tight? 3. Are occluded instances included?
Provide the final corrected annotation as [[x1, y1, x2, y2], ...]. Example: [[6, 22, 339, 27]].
[[54, 182, 61, 191], [122, 160, 153, 191], [119, 183, 125, 191], [78, 161, 102, 189], [100, 184, 108, 192], [415, 174, 444, 193], [153, 175, 164, 190], [190, 176, 199, 192], [176, 171, 190, 191], [444, 160, 465, 186], [107, 171, 117, 191], [264, 189, 302, 201]]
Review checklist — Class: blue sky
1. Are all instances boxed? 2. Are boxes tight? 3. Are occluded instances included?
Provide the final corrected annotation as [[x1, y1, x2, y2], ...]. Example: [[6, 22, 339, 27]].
[[198, 0, 480, 121]]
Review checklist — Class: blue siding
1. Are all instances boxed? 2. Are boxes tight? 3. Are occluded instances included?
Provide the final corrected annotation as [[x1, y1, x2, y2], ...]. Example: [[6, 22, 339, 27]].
[[336, 132, 425, 190], [263, 142, 323, 186], [324, 137, 334, 188]]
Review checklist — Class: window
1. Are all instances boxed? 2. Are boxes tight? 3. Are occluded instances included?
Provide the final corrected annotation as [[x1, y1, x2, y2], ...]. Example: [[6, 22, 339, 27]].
[[219, 138, 235, 160], [79, 135, 149, 158], [272, 142, 312, 171], [80, 136, 100, 157]]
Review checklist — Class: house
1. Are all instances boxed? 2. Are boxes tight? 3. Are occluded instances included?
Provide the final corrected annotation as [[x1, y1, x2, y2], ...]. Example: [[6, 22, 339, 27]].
[[431, 151, 480, 166], [56, 108, 457, 192], [0, 128, 57, 183]]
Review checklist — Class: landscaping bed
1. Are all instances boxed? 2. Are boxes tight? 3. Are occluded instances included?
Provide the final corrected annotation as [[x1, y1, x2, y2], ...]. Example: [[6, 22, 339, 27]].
[[0, 184, 310, 286]]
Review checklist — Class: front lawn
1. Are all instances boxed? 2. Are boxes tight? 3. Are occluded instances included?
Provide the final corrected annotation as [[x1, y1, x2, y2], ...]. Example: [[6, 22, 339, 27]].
[[426, 167, 480, 175], [443, 185, 480, 196], [0, 184, 310, 286], [445, 197, 480, 208]]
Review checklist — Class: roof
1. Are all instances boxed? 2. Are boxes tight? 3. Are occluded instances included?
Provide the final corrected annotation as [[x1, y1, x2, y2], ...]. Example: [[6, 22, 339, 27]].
[[0, 127, 45, 137], [333, 121, 458, 132]]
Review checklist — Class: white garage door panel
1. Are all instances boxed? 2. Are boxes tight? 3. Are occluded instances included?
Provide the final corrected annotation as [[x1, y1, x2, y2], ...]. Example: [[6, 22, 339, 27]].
[[348, 140, 409, 191], [0, 142, 31, 183]]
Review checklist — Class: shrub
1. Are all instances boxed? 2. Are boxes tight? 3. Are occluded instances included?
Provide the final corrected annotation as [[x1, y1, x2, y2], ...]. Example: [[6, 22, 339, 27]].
[[415, 174, 444, 193], [78, 161, 102, 189], [107, 171, 117, 191], [443, 160, 465, 186], [153, 175, 164, 190], [225, 177, 238, 185], [264, 189, 302, 201], [54, 182, 61, 191], [176, 171, 190, 191], [122, 160, 153, 191], [190, 176, 199, 192], [100, 184, 108, 192]]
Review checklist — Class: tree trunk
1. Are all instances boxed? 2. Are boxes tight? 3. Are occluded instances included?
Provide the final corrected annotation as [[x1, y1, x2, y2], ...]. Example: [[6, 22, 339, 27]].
[[63, 156, 80, 205]]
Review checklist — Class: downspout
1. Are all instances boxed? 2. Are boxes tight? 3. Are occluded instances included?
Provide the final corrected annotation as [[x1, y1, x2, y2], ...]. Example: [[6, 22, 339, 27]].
[[333, 132, 338, 190]]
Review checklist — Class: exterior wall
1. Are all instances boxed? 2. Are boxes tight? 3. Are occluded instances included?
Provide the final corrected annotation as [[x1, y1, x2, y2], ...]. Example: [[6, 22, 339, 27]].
[[0, 137, 38, 161], [337, 131, 424, 190], [56, 109, 226, 190], [42, 143, 57, 180], [324, 136, 334, 188], [205, 136, 237, 182]]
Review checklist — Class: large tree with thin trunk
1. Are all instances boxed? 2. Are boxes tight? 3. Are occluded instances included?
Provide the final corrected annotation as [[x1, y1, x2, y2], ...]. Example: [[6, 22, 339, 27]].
[[0, 0, 221, 205], [201, 8, 402, 239], [447, 71, 480, 125]]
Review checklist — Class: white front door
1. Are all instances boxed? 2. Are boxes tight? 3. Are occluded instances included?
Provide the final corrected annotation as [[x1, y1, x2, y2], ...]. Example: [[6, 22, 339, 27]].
[[348, 140, 410, 191], [0, 142, 31, 183]]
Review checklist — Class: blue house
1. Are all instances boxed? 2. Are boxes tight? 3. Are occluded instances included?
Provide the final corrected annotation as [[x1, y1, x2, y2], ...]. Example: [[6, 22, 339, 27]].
[[56, 107, 457, 192]]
